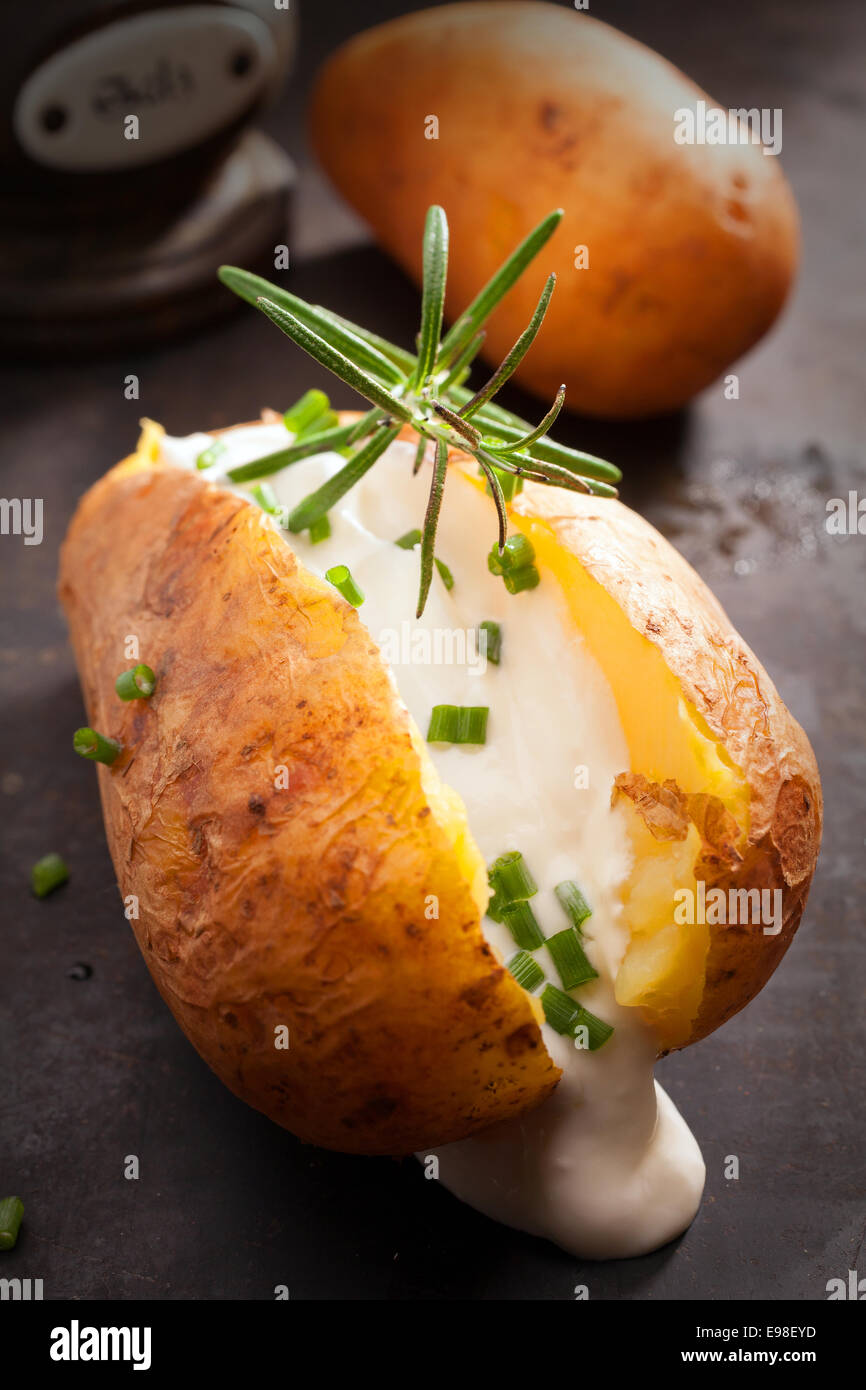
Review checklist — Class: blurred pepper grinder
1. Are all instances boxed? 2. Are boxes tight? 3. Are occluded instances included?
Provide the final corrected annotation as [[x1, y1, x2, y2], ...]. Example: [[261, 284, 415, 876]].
[[0, 0, 298, 353]]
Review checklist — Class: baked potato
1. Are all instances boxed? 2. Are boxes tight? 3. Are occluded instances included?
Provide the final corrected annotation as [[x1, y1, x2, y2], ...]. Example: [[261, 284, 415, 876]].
[[59, 413, 819, 1245], [58, 208, 820, 1257], [311, 1, 799, 418]]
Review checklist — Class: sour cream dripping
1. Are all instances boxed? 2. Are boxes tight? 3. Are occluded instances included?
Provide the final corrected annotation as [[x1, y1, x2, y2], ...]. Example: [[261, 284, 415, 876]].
[[161, 424, 706, 1259]]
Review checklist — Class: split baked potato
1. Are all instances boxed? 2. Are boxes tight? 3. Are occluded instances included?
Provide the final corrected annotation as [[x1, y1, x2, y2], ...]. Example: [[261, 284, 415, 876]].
[[59, 413, 821, 1156]]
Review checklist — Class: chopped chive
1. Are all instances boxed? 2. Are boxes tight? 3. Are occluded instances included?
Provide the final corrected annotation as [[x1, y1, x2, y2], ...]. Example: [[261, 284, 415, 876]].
[[489, 889, 508, 922], [115, 664, 156, 701], [501, 900, 546, 950], [541, 983, 580, 1035], [395, 529, 422, 550], [251, 482, 279, 513], [487, 533, 535, 576], [555, 880, 592, 930], [507, 950, 545, 992], [486, 882, 507, 923], [427, 705, 458, 741], [540, 986, 614, 1048], [283, 389, 331, 437], [545, 927, 598, 990], [0, 1197, 24, 1251], [325, 565, 364, 607], [308, 516, 331, 544], [426, 705, 488, 745], [478, 620, 501, 665], [503, 565, 540, 594], [73, 728, 121, 765], [573, 1005, 615, 1051], [196, 438, 227, 470], [434, 557, 454, 591], [31, 853, 69, 899], [460, 706, 488, 743], [489, 850, 537, 903]]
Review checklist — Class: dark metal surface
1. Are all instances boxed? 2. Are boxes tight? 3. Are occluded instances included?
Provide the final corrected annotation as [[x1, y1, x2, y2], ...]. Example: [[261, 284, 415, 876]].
[[1, 0, 863, 1300]]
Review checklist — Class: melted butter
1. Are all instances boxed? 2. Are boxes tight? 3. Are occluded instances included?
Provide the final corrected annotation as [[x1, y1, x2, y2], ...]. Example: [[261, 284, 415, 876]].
[[160, 425, 706, 1258]]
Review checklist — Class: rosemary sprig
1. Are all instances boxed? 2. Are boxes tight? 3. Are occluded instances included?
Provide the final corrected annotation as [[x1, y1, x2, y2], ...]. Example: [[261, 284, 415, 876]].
[[218, 204, 622, 616]]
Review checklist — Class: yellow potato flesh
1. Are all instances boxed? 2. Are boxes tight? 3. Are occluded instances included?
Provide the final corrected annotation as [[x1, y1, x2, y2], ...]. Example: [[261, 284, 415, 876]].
[[519, 518, 752, 1051]]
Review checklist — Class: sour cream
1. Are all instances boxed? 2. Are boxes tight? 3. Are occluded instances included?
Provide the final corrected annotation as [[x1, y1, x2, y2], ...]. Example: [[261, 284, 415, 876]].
[[160, 424, 706, 1259]]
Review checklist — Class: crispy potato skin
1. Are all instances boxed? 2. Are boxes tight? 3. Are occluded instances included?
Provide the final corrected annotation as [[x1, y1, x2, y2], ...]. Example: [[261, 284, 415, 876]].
[[515, 483, 822, 1047], [311, 2, 799, 418], [59, 450, 560, 1155]]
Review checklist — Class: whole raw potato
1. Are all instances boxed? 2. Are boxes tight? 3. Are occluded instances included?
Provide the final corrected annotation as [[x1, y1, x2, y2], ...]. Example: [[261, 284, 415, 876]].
[[311, 1, 799, 418]]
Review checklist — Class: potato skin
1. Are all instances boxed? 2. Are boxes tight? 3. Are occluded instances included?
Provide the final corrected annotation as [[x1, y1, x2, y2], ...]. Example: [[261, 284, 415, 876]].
[[59, 449, 560, 1155], [311, 2, 799, 418]]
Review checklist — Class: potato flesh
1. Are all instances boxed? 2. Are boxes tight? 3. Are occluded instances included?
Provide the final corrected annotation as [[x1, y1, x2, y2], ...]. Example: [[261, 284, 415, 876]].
[[522, 520, 751, 1049]]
